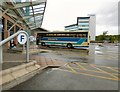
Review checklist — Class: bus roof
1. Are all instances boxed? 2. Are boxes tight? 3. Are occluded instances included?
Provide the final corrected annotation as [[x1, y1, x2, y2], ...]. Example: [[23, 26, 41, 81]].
[[38, 30, 89, 34]]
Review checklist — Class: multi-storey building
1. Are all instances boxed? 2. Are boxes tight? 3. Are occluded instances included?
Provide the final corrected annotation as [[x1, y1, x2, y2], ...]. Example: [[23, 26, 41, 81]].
[[65, 15, 96, 41]]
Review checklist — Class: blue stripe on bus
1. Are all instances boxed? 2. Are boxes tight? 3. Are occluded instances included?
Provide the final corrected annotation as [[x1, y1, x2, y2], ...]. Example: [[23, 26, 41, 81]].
[[41, 37, 80, 41], [77, 38, 87, 44], [41, 37, 87, 43]]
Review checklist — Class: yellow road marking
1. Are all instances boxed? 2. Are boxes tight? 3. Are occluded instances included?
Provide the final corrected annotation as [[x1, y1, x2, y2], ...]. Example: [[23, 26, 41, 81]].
[[90, 64, 108, 72], [75, 62, 86, 70], [67, 64, 76, 73], [66, 62, 119, 79], [72, 62, 119, 73], [90, 64, 119, 71], [70, 62, 119, 71], [90, 64, 118, 79], [66, 63, 118, 76], [72, 67, 118, 76], [82, 63, 119, 74], [59, 69, 119, 81], [107, 67, 119, 72]]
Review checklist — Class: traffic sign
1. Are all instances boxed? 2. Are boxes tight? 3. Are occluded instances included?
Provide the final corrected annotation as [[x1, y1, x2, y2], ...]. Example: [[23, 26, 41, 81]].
[[17, 33, 27, 45]]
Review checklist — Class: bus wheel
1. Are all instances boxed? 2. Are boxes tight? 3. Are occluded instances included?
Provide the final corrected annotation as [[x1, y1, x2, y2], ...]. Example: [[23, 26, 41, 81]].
[[67, 43, 73, 48], [41, 42, 45, 46]]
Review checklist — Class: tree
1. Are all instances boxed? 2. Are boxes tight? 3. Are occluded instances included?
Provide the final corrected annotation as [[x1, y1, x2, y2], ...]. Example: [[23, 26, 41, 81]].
[[103, 31, 108, 36], [101, 31, 108, 42]]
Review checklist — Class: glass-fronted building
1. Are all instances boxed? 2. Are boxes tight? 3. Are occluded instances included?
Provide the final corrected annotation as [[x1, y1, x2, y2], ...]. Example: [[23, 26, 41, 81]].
[[77, 17, 89, 31], [65, 17, 90, 31], [64, 24, 78, 31], [65, 15, 96, 41]]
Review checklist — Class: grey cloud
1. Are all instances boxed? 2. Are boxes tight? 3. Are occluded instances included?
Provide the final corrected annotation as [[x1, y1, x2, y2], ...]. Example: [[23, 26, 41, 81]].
[[96, 2, 118, 27]]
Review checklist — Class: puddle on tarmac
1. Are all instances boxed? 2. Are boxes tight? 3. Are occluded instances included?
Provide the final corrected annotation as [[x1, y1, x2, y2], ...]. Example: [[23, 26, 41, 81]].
[[95, 51, 103, 55], [40, 51, 49, 53], [46, 68, 60, 74], [39, 45, 118, 67]]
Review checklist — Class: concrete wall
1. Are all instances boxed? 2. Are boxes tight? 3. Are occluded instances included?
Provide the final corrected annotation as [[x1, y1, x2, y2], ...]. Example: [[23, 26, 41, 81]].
[[0, 61, 41, 90], [89, 15, 96, 41]]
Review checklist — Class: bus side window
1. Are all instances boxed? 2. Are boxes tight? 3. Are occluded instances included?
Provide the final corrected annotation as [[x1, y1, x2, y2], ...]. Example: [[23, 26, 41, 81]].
[[76, 34, 79, 38], [83, 34, 86, 37], [73, 34, 75, 37], [82, 34, 85, 37], [66, 34, 69, 37], [46, 34, 48, 37], [80, 34, 82, 37]]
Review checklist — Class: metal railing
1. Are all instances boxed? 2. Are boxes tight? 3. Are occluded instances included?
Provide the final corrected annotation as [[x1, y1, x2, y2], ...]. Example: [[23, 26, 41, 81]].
[[0, 30, 29, 63]]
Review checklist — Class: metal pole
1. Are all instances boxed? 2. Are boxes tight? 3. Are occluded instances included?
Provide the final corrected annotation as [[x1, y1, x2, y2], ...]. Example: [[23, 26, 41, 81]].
[[0, 30, 29, 63], [26, 41, 29, 62], [26, 32, 29, 62], [0, 22, 3, 63], [0, 24, 2, 92], [0, 33, 2, 63]]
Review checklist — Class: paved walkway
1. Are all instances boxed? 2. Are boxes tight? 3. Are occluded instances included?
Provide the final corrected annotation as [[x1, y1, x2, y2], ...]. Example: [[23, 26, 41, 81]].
[[2, 45, 66, 70], [3, 45, 36, 62], [30, 55, 66, 67], [29, 45, 66, 67]]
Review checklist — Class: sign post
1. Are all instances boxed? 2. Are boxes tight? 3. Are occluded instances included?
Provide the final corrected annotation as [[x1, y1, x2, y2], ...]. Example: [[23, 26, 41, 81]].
[[0, 30, 29, 63], [17, 33, 27, 45], [17, 32, 29, 62]]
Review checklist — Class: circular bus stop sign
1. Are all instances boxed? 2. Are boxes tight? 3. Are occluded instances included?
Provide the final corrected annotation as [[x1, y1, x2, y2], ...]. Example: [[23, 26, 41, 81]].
[[17, 33, 27, 45]]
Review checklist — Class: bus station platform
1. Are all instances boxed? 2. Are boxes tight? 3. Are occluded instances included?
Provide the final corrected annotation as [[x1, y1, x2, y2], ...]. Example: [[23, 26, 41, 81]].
[[1, 45, 119, 90], [2, 45, 65, 70], [1, 45, 66, 90]]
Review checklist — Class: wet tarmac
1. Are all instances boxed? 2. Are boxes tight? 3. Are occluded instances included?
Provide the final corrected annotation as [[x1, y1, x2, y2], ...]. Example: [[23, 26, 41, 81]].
[[8, 68, 118, 90], [39, 44, 118, 67], [3, 44, 119, 90]]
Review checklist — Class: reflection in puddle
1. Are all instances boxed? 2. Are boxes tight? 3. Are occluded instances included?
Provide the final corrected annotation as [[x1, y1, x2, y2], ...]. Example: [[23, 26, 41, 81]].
[[46, 68, 59, 74], [95, 46, 101, 51], [95, 51, 103, 55], [39, 45, 118, 67]]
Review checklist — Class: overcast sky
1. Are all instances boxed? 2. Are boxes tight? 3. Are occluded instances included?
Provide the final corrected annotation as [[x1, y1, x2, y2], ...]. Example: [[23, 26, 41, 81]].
[[42, 0, 119, 36]]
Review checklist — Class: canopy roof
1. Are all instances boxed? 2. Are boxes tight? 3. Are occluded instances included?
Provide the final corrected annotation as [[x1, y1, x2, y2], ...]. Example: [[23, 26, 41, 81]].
[[0, 0, 47, 30]]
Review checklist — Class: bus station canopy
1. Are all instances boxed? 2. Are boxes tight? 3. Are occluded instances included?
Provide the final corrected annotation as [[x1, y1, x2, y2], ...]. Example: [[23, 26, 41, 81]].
[[0, 0, 47, 30]]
